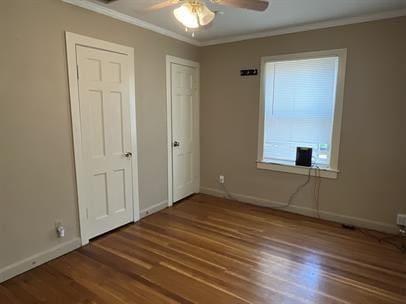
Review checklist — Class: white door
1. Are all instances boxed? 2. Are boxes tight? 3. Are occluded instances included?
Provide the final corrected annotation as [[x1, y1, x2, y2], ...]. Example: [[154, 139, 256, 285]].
[[76, 45, 134, 239], [171, 63, 198, 202]]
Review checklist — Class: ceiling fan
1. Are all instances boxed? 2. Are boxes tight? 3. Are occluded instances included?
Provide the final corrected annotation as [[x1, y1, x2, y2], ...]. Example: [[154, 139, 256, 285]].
[[96, 0, 269, 33]]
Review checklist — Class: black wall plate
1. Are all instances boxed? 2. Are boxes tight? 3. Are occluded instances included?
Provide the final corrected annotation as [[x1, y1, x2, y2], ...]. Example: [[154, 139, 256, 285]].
[[240, 69, 258, 76]]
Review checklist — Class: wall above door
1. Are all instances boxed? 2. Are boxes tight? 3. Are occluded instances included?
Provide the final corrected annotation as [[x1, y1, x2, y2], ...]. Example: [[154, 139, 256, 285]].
[[64, 0, 406, 46]]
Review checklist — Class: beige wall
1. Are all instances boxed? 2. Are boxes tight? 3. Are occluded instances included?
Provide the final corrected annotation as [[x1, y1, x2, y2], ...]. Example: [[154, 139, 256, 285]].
[[0, 0, 198, 269], [200, 17, 406, 231]]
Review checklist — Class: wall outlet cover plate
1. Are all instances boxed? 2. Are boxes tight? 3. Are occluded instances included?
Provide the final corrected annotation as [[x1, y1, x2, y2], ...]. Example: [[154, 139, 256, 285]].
[[397, 214, 406, 226]]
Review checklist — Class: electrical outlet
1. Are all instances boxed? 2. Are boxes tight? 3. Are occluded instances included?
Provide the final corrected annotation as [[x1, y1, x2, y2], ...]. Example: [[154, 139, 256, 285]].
[[397, 214, 406, 226], [219, 175, 225, 184], [55, 220, 65, 238]]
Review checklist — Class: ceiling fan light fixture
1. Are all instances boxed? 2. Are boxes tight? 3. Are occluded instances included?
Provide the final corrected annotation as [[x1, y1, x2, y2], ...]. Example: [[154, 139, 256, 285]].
[[174, 1, 215, 29], [173, 3, 199, 29], [197, 4, 215, 26]]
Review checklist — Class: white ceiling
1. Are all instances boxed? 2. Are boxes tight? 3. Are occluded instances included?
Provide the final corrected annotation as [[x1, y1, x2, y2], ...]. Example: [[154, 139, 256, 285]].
[[79, 0, 406, 44]]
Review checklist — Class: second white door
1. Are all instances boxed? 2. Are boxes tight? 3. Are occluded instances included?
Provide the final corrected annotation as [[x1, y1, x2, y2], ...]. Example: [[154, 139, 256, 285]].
[[170, 62, 199, 202]]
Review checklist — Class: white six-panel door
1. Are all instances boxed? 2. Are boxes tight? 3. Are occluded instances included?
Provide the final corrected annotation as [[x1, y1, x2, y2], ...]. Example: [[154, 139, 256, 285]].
[[76, 45, 135, 239], [171, 63, 198, 202]]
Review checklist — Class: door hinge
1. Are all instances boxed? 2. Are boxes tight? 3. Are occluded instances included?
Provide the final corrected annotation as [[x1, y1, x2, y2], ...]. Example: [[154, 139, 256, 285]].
[[76, 65, 80, 79], [86, 208, 89, 219]]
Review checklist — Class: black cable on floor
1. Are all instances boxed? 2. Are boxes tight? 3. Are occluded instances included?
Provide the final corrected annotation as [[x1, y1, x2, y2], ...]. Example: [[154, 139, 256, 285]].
[[359, 228, 406, 253]]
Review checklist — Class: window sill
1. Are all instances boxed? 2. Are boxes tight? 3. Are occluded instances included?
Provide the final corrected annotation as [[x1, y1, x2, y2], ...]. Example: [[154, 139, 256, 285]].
[[256, 161, 339, 179]]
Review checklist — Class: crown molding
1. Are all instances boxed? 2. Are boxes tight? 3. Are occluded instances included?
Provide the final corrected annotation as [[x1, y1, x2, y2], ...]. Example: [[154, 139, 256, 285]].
[[62, 1, 406, 48], [200, 8, 406, 46], [62, 0, 201, 46]]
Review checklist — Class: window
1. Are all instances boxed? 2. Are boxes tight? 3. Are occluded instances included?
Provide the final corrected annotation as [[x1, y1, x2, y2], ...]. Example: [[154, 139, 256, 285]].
[[257, 49, 346, 178]]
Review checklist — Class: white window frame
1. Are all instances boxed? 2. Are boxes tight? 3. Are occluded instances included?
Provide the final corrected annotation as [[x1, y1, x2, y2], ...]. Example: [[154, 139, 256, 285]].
[[257, 49, 347, 179]]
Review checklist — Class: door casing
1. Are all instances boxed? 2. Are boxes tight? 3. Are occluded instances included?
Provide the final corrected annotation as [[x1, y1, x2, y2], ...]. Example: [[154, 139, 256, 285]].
[[65, 32, 140, 245], [166, 55, 200, 207]]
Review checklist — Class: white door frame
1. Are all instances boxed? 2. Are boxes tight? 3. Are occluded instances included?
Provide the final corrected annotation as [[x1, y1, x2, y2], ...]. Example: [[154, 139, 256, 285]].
[[166, 55, 200, 207], [65, 32, 140, 245]]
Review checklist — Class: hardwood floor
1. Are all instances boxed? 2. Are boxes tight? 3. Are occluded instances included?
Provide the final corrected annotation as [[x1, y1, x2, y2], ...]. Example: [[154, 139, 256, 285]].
[[1, 194, 405, 303]]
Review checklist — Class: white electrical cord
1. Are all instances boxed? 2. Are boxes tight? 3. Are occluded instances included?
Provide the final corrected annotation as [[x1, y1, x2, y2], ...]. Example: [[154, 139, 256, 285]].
[[274, 164, 322, 213], [221, 182, 239, 202], [273, 165, 313, 209], [313, 165, 322, 218], [219, 163, 323, 214]]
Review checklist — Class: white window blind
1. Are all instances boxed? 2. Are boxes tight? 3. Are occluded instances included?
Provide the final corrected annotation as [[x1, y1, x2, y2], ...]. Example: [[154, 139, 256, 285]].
[[263, 56, 339, 167]]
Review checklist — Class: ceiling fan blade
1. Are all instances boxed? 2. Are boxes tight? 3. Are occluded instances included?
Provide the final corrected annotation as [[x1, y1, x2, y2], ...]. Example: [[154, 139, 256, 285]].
[[142, 0, 183, 12], [213, 0, 269, 11]]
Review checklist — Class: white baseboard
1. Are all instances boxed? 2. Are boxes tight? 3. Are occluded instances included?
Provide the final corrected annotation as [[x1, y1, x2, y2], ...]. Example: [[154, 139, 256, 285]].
[[0, 199, 169, 283], [140, 200, 168, 219], [200, 187, 398, 234], [0, 237, 81, 283]]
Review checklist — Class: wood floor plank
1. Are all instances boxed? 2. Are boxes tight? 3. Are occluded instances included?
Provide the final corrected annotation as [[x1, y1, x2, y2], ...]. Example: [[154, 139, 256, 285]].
[[0, 285, 22, 304], [1, 194, 405, 303]]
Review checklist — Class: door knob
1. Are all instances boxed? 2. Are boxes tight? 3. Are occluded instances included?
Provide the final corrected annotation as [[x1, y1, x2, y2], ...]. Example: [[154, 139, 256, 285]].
[[173, 141, 180, 147], [124, 152, 133, 158]]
